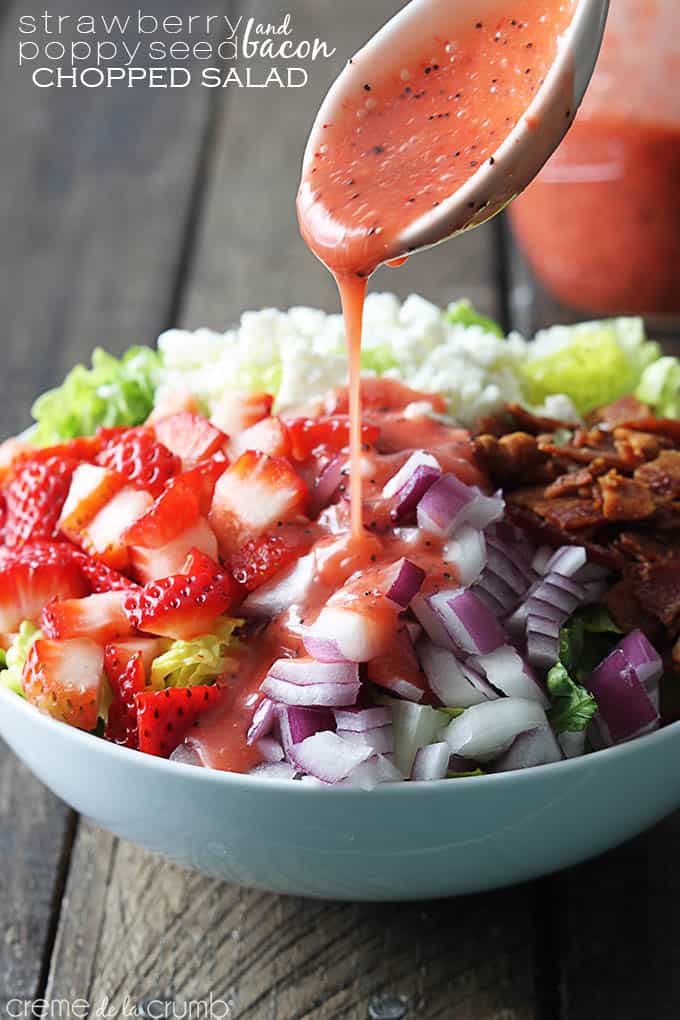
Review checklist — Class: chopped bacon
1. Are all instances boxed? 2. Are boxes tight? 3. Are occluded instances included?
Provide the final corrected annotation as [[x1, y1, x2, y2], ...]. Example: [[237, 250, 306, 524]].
[[591, 395, 650, 428], [544, 467, 595, 500], [634, 451, 680, 501], [597, 471, 657, 522], [629, 559, 680, 632]]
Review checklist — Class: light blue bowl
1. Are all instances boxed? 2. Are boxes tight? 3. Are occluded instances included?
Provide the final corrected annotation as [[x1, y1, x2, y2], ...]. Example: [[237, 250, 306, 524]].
[[1, 685, 679, 900]]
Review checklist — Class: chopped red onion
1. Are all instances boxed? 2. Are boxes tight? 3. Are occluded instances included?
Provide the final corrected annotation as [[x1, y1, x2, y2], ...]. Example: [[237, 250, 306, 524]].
[[411, 742, 450, 781], [288, 730, 373, 783], [491, 725, 562, 772], [412, 592, 458, 650], [302, 634, 348, 663], [430, 588, 506, 655], [339, 753, 403, 788], [261, 676, 361, 708], [443, 697, 548, 762], [507, 572, 587, 635], [543, 545, 587, 578], [311, 455, 345, 514], [382, 558, 426, 608], [443, 525, 487, 586], [585, 647, 660, 745], [558, 730, 586, 758], [472, 585, 506, 617], [417, 639, 492, 707], [267, 657, 359, 686], [382, 451, 440, 499], [337, 725, 394, 755], [531, 545, 555, 576], [404, 620, 423, 645], [366, 627, 427, 703], [473, 568, 518, 615], [487, 536, 537, 587], [472, 646, 549, 707], [417, 473, 503, 537], [526, 615, 560, 671], [250, 761, 298, 780], [582, 579, 609, 605], [305, 606, 390, 663], [242, 552, 316, 618], [277, 705, 335, 752], [333, 706, 392, 731], [618, 629, 662, 704], [256, 737, 285, 763], [383, 453, 442, 522], [484, 544, 531, 597], [391, 700, 449, 775], [246, 697, 276, 745]]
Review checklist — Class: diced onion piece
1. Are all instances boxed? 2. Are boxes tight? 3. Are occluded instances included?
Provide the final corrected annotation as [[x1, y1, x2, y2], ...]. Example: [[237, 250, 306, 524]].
[[429, 588, 506, 655], [288, 730, 373, 783], [337, 725, 394, 755], [473, 569, 518, 615], [558, 730, 586, 758], [417, 639, 492, 707], [543, 545, 587, 579], [412, 593, 457, 651], [261, 676, 360, 708], [411, 742, 450, 781], [169, 743, 203, 767], [250, 761, 298, 780], [491, 725, 562, 772], [382, 558, 426, 608], [311, 455, 345, 514], [305, 606, 391, 663], [277, 705, 335, 752], [302, 634, 348, 663], [391, 701, 449, 776], [472, 646, 549, 707], [333, 706, 392, 731], [417, 473, 503, 537], [382, 450, 440, 499], [267, 657, 359, 686], [443, 698, 548, 762], [532, 546, 555, 575], [484, 543, 531, 597], [618, 629, 662, 699], [526, 614, 560, 671], [242, 552, 316, 618], [256, 737, 285, 763], [586, 645, 660, 745], [246, 697, 276, 745], [339, 753, 403, 789], [443, 525, 487, 586]]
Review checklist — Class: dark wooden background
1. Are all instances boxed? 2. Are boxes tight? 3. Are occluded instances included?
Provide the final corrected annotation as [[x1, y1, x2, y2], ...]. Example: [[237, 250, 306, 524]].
[[2, 1, 680, 1017]]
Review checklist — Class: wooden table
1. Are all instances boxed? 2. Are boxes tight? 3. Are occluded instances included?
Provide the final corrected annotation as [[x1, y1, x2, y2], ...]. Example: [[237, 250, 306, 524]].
[[2, 1, 679, 1017]]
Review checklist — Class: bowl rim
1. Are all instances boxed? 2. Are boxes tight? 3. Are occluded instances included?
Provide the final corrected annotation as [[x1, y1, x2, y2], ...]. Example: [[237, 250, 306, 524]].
[[3, 684, 678, 796]]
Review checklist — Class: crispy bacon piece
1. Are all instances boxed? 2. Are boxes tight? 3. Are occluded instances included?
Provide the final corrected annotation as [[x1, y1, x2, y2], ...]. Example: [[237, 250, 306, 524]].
[[544, 467, 595, 499], [473, 432, 551, 488], [634, 451, 680, 501], [597, 471, 657, 522], [591, 395, 650, 428], [629, 559, 680, 632]]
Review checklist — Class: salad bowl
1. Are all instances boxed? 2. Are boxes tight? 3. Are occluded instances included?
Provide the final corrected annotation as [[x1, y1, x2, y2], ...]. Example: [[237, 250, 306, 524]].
[[3, 683, 679, 901]]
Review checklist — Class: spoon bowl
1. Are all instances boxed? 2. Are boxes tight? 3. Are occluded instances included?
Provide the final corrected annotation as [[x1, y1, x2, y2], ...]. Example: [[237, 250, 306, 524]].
[[300, 0, 608, 268]]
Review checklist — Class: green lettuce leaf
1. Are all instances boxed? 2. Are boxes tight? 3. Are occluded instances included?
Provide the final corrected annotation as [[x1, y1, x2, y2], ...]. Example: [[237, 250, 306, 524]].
[[522, 319, 660, 415], [445, 299, 504, 338], [546, 661, 597, 735], [636, 356, 680, 418], [32, 346, 162, 445], [547, 607, 622, 734], [150, 618, 241, 690], [1, 621, 42, 697]]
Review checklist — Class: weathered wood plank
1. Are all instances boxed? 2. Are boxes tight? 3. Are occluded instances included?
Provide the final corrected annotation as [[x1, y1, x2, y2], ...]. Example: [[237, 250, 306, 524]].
[[0, 0, 229, 1000], [504, 212, 680, 1020], [48, 4, 539, 1019]]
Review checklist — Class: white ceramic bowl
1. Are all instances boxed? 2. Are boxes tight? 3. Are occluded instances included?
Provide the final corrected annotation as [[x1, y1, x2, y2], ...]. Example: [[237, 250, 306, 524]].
[[2, 685, 679, 900]]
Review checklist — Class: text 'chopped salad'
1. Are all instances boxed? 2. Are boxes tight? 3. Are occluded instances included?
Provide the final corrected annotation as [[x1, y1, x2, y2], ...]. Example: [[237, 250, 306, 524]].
[[2, 299, 679, 787]]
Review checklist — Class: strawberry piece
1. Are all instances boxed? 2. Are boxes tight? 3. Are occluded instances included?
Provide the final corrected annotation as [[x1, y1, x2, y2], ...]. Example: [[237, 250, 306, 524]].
[[146, 387, 201, 424], [104, 650, 146, 748], [22, 637, 104, 730], [153, 412, 227, 468], [211, 391, 273, 435], [129, 517, 218, 585], [230, 527, 314, 591], [0, 543, 89, 633], [227, 417, 291, 461], [122, 548, 238, 640], [97, 430, 180, 498], [81, 486, 154, 569], [70, 552, 135, 593], [12, 435, 105, 467], [136, 684, 222, 757], [172, 456, 228, 516], [41, 591, 136, 644], [286, 417, 381, 462], [105, 636, 163, 679], [59, 464, 127, 542], [122, 484, 200, 549], [5, 456, 77, 548], [209, 451, 309, 557]]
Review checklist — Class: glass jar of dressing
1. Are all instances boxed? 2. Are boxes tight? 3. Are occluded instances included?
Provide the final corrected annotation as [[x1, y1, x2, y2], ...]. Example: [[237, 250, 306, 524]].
[[509, 0, 680, 317]]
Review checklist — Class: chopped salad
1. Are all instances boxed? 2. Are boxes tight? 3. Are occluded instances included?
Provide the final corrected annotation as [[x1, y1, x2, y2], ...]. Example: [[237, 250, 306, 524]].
[[2, 297, 679, 787]]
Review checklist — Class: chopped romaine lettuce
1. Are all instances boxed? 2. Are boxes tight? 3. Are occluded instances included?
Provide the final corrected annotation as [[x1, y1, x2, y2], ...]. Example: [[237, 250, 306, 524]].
[[445, 299, 504, 338], [1, 621, 41, 697], [636, 356, 680, 418], [32, 346, 162, 445], [546, 661, 597, 735], [522, 319, 660, 415], [447, 767, 485, 778], [150, 618, 241, 690]]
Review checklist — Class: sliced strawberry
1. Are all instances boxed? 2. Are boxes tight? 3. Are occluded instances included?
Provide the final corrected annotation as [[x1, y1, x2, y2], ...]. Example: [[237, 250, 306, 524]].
[[0, 437, 33, 482], [136, 684, 222, 757], [22, 637, 104, 730], [122, 484, 200, 549], [122, 548, 238, 640], [104, 650, 146, 748], [230, 526, 314, 591], [105, 636, 163, 679], [81, 486, 154, 569], [153, 412, 227, 468], [209, 451, 308, 558], [12, 435, 105, 468], [286, 416, 381, 462], [97, 429, 180, 498], [59, 464, 127, 542], [70, 552, 135, 593], [227, 416, 291, 461], [146, 387, 201, 424], [211, 391, 273, 435], [129, 517, 218, 585], [0, 543, 89, 633], [5, 456, 77, 548], [41, 591, 136, 644], [172, 456, 228, 516]]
